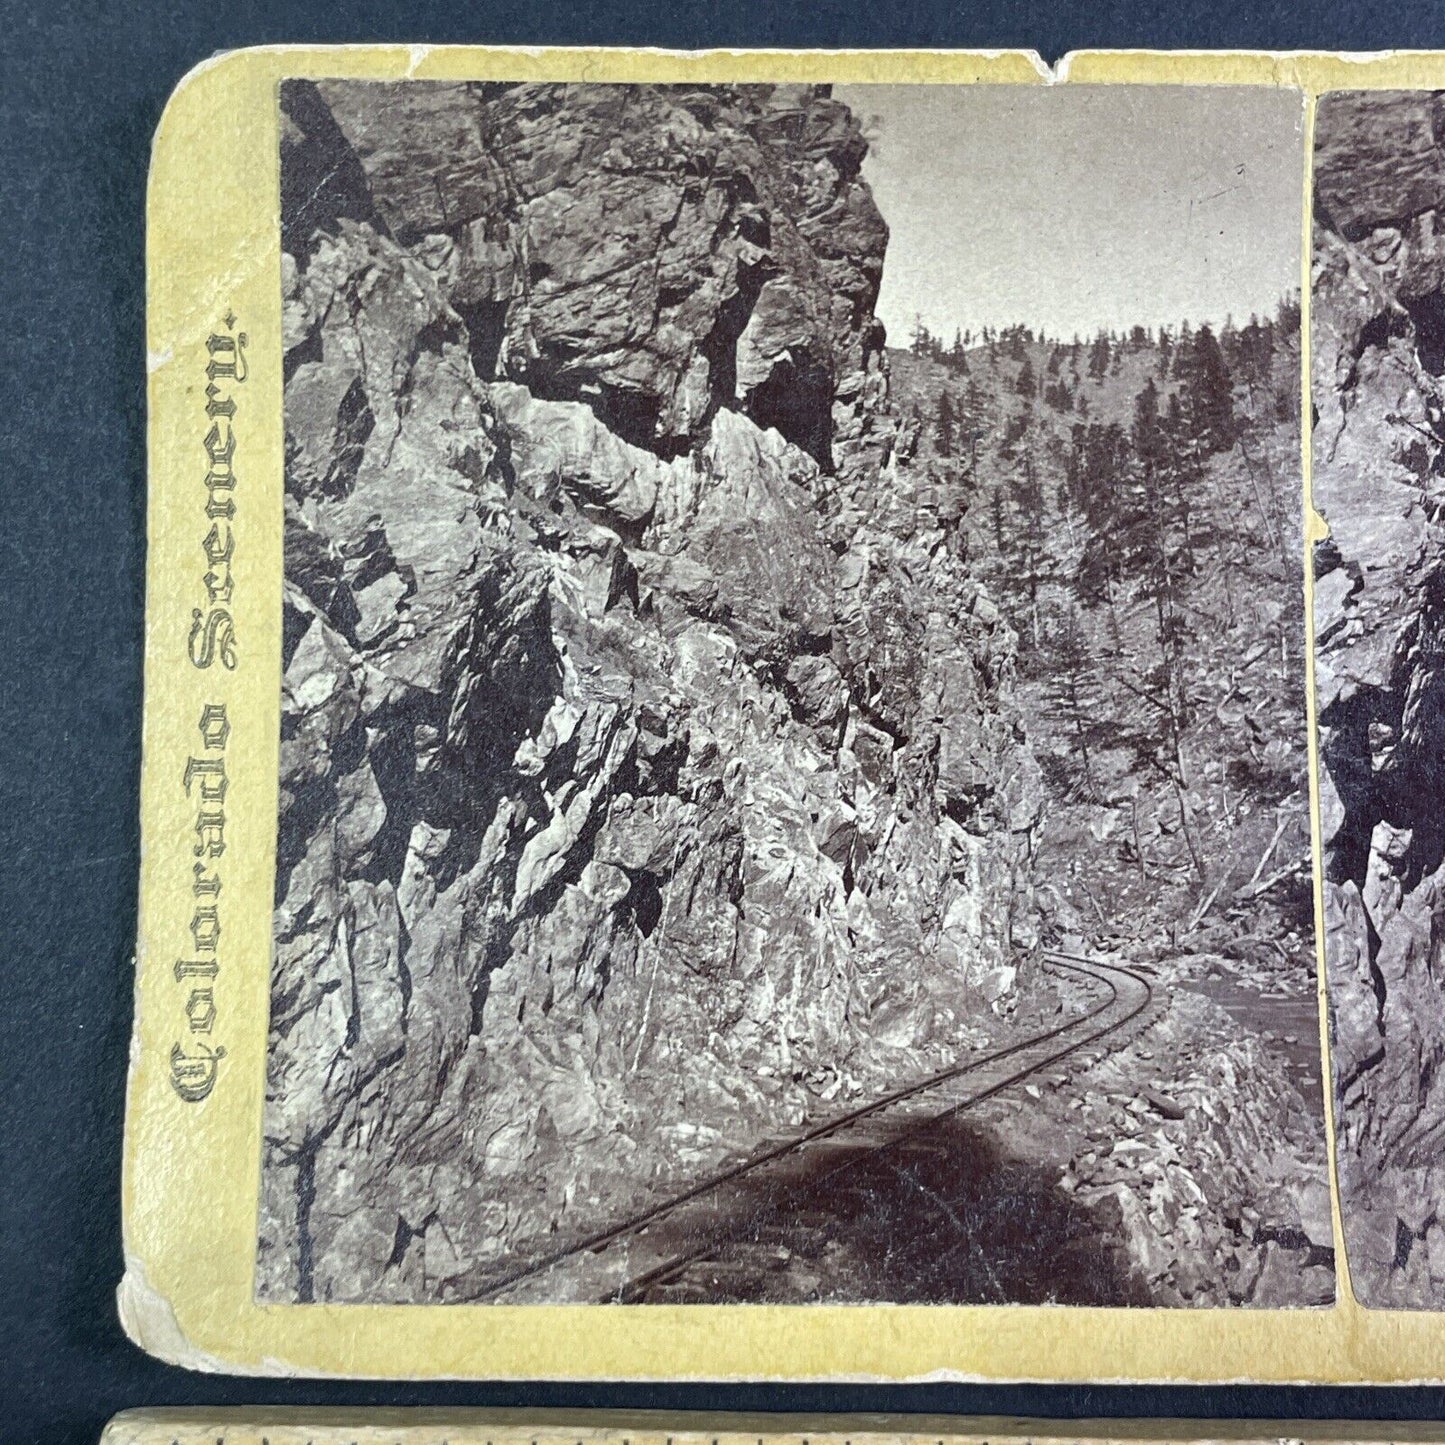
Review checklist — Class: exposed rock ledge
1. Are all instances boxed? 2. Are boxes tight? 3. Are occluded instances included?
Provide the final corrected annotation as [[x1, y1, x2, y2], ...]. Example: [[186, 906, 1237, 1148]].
[[261, 80, 1041, 1303]]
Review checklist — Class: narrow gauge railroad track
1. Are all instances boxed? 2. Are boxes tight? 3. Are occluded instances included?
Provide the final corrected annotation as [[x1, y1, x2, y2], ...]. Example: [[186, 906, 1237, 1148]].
[[464, 951, 1155, 1303]]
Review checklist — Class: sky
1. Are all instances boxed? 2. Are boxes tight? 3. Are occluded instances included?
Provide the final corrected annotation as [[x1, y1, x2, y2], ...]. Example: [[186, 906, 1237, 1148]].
[[832, 84, 1304, 346]]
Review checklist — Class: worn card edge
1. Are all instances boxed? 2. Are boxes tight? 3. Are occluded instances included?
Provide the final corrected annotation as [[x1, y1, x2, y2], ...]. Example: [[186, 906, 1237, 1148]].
[[123, 42, 1445, 1383]]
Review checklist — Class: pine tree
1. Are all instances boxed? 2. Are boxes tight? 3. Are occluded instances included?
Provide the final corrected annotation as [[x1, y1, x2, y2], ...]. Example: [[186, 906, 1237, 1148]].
[[1068, 419, 1131, 616], [962, 380, 985, 471], [1219, 316, 1240, 374], [1130, 377, 1167, 471], [1171, 320, 1193, 379], [1044, 378, 1072, 412], [1088, 332, 1111, 380], [1109, 379, 1207, 880], [1016, 356, 1037, 395], [1044, 604, 1103, 800], [933, 389, 955, 457], [1236, 313, 1276, 392], [1178, 323, 1236, 453], [1008, 452, 1048, 646]]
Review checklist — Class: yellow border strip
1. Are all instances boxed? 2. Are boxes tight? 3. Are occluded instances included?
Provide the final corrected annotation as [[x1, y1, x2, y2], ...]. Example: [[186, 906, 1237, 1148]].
[[1298, 87, 1355, 1309], [125, 43, 1445, 1383]]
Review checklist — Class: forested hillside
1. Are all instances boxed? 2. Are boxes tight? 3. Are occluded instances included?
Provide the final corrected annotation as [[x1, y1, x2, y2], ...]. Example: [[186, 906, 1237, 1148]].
[[893, 306, 1311, 969], [877, 306, 1332, 1306]]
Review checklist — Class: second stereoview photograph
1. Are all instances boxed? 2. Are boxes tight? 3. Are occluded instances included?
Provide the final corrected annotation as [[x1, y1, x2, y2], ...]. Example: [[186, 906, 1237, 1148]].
[[1312, 89, 1445, 1311], [264, 77, 1328, 1308]]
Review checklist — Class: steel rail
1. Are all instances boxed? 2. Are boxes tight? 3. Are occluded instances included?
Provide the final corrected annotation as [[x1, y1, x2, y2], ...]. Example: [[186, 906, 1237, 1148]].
[[459, 950, 1153, 1302], [612, 953, 1155, 1301]]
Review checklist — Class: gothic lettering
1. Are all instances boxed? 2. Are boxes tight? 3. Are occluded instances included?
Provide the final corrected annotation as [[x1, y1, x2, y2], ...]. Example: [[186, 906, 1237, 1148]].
[[172, 701, 230, 1101], [169, 1041, 226, 1103]]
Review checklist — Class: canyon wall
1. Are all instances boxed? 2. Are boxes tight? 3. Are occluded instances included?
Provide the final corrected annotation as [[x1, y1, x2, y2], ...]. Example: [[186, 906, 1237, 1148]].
[[262, 80, 1041, 1303], [1314, 91, 1445, 1306]]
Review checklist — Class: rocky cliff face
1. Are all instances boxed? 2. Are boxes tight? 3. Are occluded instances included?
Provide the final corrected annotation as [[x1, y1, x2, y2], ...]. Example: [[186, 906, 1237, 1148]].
[[1313, 91, 1445, 1307], [262, 80, 1041, 1303]]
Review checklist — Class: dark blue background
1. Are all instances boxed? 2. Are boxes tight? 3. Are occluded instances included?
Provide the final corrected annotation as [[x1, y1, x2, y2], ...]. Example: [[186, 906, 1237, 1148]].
[[7, 1, 1445, 1441]]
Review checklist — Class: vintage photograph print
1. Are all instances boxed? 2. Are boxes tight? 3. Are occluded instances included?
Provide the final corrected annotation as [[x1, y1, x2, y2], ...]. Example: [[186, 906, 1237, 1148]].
[[1313, 90, 1445, 1309], [263, 77, 1326, 1309]]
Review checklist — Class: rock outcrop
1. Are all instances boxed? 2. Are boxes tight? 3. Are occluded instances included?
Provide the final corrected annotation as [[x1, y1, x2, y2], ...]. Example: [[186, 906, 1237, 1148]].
[[262, 80, 1041, 1303], [1313, 90, 1445, 1307]]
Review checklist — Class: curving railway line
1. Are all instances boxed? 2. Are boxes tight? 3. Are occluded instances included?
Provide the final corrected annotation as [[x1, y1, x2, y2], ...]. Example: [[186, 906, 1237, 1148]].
[[461, 950, 1156, 1303]]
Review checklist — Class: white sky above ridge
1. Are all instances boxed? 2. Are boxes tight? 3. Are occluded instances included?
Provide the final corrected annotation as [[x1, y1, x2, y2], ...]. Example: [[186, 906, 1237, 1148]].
[[833, 84, 1304, 346]]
